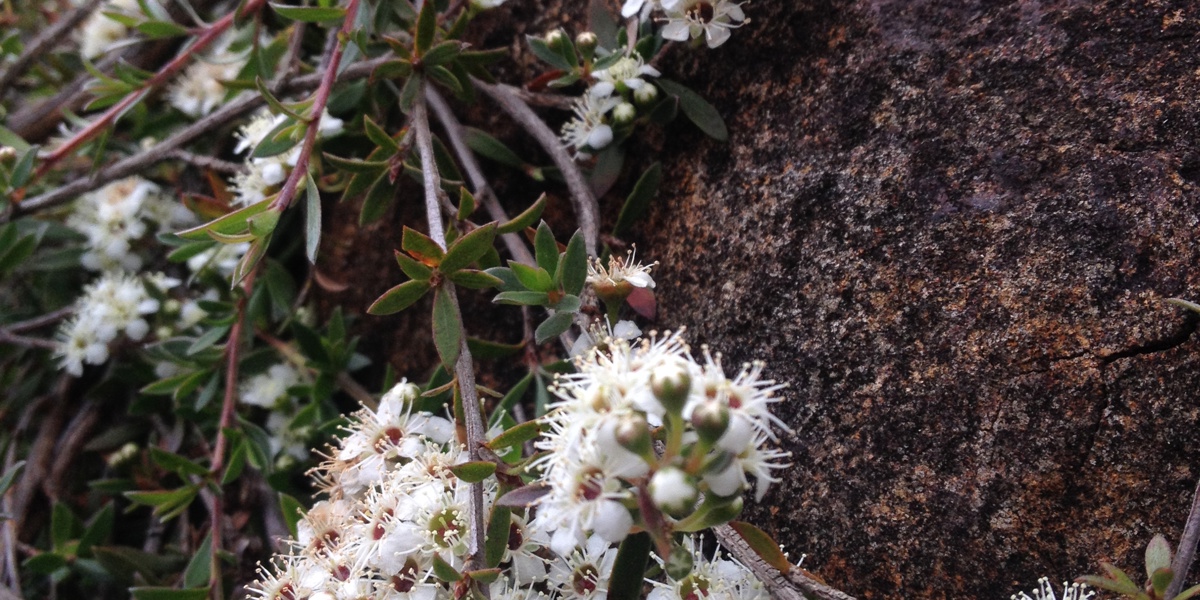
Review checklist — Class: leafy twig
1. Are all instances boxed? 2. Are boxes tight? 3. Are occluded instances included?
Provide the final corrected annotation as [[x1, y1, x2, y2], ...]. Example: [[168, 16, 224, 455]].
[[414, 81, 489, 577], [473, 78, 600, 257], [31, 0, 270, 181], [10, 54, 393, 218], [713, 524, 858, 600]]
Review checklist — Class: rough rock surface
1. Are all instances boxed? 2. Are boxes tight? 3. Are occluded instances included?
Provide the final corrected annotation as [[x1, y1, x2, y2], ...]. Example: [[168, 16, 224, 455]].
[[635, 1, 1200, 598]]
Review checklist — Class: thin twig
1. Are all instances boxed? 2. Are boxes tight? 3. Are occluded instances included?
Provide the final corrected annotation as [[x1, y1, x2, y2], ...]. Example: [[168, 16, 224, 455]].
[[713, 524, 858, 600], [508, 88, 576, 111], [0, 329, 56, 350], [208, 269, 256, 600], [1168, 477, 1200, 598], [10, 54, 393, 218], [3, 306, 73, 332], [472, 78, 600, 257], [424, 86, 534, 266], [45, 398, 100, 502], [167, 150, 246, 175], [0, 0, 103, 98], [414, 82, 489, 580]]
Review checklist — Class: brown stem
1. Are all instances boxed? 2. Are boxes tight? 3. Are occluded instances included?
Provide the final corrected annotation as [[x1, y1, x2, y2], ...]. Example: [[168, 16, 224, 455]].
[[3, 306, 73, 333], [268, 0, 361, 215], [10, 54, 392, 219], [31, 0, 270, 181], [167, 150, 246, 175], [0, 0, 103, 98], [208, 269, 256, 600], [472, 78, 600, 257], [0, 329, 56, 350], [413, 82, 489, 580]]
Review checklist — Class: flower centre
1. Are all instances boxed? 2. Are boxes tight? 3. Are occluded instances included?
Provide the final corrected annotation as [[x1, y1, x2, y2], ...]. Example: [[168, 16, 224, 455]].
[[392, 559, 420, 592], [429, 508, 462, 547], [508, 521, 524, 551], [572, 564, 600, 595], [575, 467, 605, 501], [688, 2, 715, 23]]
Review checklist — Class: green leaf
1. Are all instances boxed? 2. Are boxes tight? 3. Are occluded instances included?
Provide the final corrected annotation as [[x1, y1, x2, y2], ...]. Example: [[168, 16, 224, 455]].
[[149, 447, 209, 478], [534, 221, 559, 276], [78, 503, 114, 556], [495, 483, 550, 508], [448, 461, 496, 483], [269, 3, 346, 22], [363, 115, 400, 154], [221, 441, 247, 486], [527, 35, 572, 70], [457, 188, 477, 220], [1173, 582, 1200, 600], [415, 0, 436, 55], [485, 505, 512, 568], [51, 502, 78, 551], [176, 198, 273, 241], [464, 127, 524, 168], [497, 194, 546, 234], [489, 372, 533, 427], [323, 153, 389, 174], [613, 163, 662, 237], [0, 461, 24, 495], [10, 145, 37, 188], [135, 20, 188, 38], [368, 280, 432, 315], [535, 312, 574, 344], [486, 420, 542, 450], [250, 118, 302, 158], [1147, 534, 1173, 579], [305, 173, 321, 263], [607, 533, 652, 600], [182, 532, 212, 589], [395, 250, 433, 281], [432, 554, 461, 582], [493, 291, 549, 306], [1152, 567, 1174, 598], [465, 568, 501, 584], [426, 65, 463, 96], [24, 553, 67, 575], [401, 226, 445, 266], [1076, 574, 1144, 597], [279, 494, 305, 539], [186, 324, 230, 356], [447, 269, 504, 290], [656, 79, 729, 142], [560, 232, 587, 296], [467, 337, 523, 361], [359, 175, 396, 226], [432, 286, 462, 369], [130, 588, 210, 600], [442, 223, 497, 274], [729, 521, 791, 574], [124, 485, 198, 521], [509, 262, 554, 293]]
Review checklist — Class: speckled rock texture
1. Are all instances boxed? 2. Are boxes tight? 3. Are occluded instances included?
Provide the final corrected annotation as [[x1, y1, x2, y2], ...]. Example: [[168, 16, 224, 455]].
[[633, 0, 1200, 598]]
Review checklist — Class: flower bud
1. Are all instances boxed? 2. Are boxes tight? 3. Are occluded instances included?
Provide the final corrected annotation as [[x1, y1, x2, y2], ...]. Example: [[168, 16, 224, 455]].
[[650, 359, 692, 415], [545, 30, 568, 52], [650, 466, 698, 518], [665, 544, 695, 580], [615, 413, 652, 457], [690, 400, 729, 446], [633, 83, 659, 106], [0, 146, 16, 164], [612, 102, 637, 125], [575, 31, 598, 60]]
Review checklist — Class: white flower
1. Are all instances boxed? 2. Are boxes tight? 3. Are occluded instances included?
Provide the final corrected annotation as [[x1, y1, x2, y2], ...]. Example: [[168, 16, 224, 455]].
[[547, 535, 619, 599], [561, 95, 620, 157], [649, 466, 697, 514], [78, 0, 143, 58], [661, 0, 747, 48], [587, 250, 656, 290], [648, 537, 769, 600], [591, 55, 661, 98], [55, 272, 163, 376], [169, 49, 245, 117], [1011, 578, 1094, 600], [239, 363, 302, 408], [68, 177, 192, 272]]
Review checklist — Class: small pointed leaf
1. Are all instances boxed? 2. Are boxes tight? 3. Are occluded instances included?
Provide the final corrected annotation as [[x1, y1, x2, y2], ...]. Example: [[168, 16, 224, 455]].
[[449, 461, 496, 483], [442, 223, 497, 274], [432, 287, 462, 369], [368, 280, 432, 315], [402, 226, 445, 266], [496, 483, 551, 508], [729, 520, 792, 574]]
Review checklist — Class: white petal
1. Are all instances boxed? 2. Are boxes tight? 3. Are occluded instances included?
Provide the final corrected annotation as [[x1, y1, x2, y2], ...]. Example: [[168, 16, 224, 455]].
[[704, 461, 745, 497], [586, 125, 614, 150], [661, 20, 690, 41], [590, 81, 616, 98], [591, 500, 632, 543], [638, 65, 661, 77], [620, 0, 646, 17], [705, 24, 732, 48]]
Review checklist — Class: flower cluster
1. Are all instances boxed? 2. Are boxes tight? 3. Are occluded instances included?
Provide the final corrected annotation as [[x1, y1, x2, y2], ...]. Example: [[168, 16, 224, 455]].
[[1011, 578, 1094, 600], [232, 109, 344, 206], [77, 0, 144, 58], [67, 177, 194, 272], [560, 49, 660, 157], [622, 0, 747, 48], [534, 329, 790, 553], [250, 326, 785, 599], [168, 36, 248, 118], [55, 271, 175, 375]]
